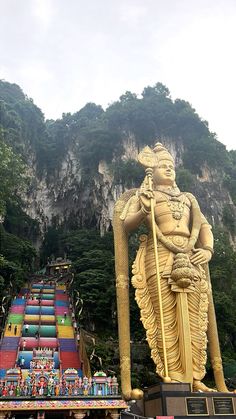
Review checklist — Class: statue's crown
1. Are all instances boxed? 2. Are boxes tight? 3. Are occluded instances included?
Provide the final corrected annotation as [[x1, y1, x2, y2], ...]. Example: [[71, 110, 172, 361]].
[[153, 142, 174, 164], [138, 142, 174, 169]]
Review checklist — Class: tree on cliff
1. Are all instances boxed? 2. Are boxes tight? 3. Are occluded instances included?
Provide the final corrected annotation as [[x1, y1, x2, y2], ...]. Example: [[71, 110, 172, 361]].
[[0, 132, 26, 216]]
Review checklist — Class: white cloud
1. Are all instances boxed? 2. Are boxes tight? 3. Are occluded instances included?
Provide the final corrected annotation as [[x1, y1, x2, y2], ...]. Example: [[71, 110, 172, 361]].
[[119, 3, 147, 25], [19, 62, 53, 83], [155, 11, 236, 149], [0, 0, 235, 149], [31, 0, 53, 26]]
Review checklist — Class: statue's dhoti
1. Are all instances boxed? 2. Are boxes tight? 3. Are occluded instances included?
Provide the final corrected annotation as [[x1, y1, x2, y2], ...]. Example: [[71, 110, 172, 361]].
[[132, 234, 209, 383]]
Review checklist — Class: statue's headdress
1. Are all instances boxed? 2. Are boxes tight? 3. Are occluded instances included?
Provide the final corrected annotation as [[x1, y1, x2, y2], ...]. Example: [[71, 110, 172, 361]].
[[137, 142, 174, 169], [152, 142, 174, 165]]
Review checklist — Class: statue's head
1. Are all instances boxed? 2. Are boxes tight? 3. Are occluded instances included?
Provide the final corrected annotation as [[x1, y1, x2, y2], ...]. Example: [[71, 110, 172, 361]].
[[152, 142, 176, 187]]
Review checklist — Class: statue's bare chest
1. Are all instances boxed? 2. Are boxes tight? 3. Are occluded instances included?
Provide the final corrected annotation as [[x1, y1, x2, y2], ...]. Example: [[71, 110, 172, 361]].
[[154, 191, 191, 224]]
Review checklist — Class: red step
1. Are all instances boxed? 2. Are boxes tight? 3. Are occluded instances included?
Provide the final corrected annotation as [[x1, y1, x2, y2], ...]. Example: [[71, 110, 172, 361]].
[[0, 350, 17, 369], [55, 294, 68, 301], [60, 351, 81, 369]]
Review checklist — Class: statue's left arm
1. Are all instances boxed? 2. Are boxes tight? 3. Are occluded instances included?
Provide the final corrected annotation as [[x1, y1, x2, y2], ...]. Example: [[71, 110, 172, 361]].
[[190, 215, 214, 265]]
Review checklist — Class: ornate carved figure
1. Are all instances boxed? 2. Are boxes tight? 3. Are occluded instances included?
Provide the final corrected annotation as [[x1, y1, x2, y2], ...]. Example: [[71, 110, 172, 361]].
[[113, 143, 227, 400]]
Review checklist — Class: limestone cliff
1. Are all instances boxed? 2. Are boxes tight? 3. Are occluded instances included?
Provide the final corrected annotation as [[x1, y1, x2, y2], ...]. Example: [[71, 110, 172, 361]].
[[24, 135, 236, 244], [1, 80, 235, 243]]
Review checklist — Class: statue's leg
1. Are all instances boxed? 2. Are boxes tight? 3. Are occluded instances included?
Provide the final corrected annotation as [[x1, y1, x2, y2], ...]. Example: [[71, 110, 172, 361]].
[[188, 275, 211, 391], [193, 380, 217, 392], [146, 246, 185, 382]]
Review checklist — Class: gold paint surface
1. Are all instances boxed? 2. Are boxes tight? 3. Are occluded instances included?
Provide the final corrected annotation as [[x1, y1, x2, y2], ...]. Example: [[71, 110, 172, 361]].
[[113, 143, 226, 396]]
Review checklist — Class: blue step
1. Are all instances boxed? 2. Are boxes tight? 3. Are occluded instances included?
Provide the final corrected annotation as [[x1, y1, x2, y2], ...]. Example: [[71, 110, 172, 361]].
[[0, 337, 19, 350], [59, 338, 77, 352], [12, 298, 26, 306], [55, 301, 68, 307]]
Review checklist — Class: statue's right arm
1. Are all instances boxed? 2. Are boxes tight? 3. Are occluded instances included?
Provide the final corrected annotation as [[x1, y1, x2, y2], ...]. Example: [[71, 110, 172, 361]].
[[123, 196, 146, 233]]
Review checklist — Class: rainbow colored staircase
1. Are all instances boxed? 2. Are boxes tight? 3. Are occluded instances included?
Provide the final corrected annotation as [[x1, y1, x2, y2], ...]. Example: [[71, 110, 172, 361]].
[[0, 277, 82, 381], [55, 284, 81, 371], [0, 272, 125, 419]]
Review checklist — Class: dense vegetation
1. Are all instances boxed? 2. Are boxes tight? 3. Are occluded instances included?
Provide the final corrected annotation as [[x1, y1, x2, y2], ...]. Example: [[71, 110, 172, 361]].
[[0, 125, 37, 329], [0, 79, 236, 387]]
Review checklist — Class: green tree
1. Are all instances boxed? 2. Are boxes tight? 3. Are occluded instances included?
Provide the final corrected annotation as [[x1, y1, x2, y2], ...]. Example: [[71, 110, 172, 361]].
[[176, 167, 195, 191], [210, 228, 236, 360], [0, 133, 26, 216]]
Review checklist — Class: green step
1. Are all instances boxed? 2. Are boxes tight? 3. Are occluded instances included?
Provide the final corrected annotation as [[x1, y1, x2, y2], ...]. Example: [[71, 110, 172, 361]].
[[22, 325, 57, 337], [8, 314, 24, 324], [56, 316, 72, 326], [40, 325, 56, 337]]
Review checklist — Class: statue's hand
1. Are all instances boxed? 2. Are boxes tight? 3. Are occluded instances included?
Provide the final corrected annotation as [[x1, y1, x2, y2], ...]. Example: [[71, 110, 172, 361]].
[[190, 248, 212, 265], [139, 189, 154, 214]]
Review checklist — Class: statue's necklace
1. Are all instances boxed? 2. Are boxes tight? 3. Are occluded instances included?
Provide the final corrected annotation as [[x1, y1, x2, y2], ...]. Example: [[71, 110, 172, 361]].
[[158, 191, 186, 220]]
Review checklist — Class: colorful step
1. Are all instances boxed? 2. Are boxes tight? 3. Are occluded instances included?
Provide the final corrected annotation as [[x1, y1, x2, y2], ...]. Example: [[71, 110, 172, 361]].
[[4, 324, 22, 337], [55, 307, 69, 315], [40, 306, 55, 315], [0, 337, 20, 350], [60, 351, 81, 369], [10, 306, 25, 314], [1, 276, 83, 391], [55, 294, 68, 301], [7, 314, 24, 324], [41, 299, 55, 306], [0, 350, 17, 369], [59, 338, 77, 352], [24, 314, 40, 323], [55, 301, 68, 307], [57, 325, 74, 338], [39, 337, 58, 348], [20, 337, 39, 350], [40, 315, 56, 324], [20, 336, 58, 349], [57, 316, 72, 326], [22, 325, 39, 337], [25, 306, 40, 314], [12, 298, 26, 306]]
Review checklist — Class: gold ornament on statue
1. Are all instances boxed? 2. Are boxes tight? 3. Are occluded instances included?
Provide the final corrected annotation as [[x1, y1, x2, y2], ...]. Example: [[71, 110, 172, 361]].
[[137, 146, 157, 168], [170, 253, 195, 288]]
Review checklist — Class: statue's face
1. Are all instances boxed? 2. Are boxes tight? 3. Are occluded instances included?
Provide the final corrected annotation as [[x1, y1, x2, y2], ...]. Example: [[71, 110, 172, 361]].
[[153, 159, 176, 186]]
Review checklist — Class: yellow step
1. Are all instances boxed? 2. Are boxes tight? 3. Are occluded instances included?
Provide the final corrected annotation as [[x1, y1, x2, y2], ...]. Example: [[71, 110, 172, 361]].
[[56, 285, 66, 290], [57, 325, 74, 338], [5, 324, 22, 337], [24, 315, 40, 322]]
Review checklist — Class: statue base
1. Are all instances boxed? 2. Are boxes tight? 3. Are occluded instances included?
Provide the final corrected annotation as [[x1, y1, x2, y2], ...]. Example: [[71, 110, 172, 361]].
[[130, 383, 236, 418]]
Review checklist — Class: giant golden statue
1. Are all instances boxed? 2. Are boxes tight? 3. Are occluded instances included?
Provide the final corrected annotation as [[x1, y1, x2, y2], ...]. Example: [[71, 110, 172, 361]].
[[113, 143, 227, 400]]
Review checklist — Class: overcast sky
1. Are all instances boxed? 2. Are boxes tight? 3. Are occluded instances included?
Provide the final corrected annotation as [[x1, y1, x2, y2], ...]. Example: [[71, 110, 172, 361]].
[[0, 0, 235, 150]]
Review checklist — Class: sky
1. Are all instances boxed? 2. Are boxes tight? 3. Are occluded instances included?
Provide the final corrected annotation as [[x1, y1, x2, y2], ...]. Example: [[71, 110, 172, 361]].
[[0, 0, 236, 150]]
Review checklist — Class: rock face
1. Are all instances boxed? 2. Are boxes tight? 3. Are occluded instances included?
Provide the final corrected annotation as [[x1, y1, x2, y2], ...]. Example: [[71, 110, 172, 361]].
[[23, 136, 236, 243], [25, 142, 123, 237], [1, 80, 234, 244]]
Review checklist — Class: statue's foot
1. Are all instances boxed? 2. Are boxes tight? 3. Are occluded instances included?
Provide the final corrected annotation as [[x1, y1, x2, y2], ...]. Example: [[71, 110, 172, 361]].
[[193, 380, 217, 392]]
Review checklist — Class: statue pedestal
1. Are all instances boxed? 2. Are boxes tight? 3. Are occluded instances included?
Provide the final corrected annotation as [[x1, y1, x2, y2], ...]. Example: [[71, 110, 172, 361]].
[[141, 383, 236, 418]]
